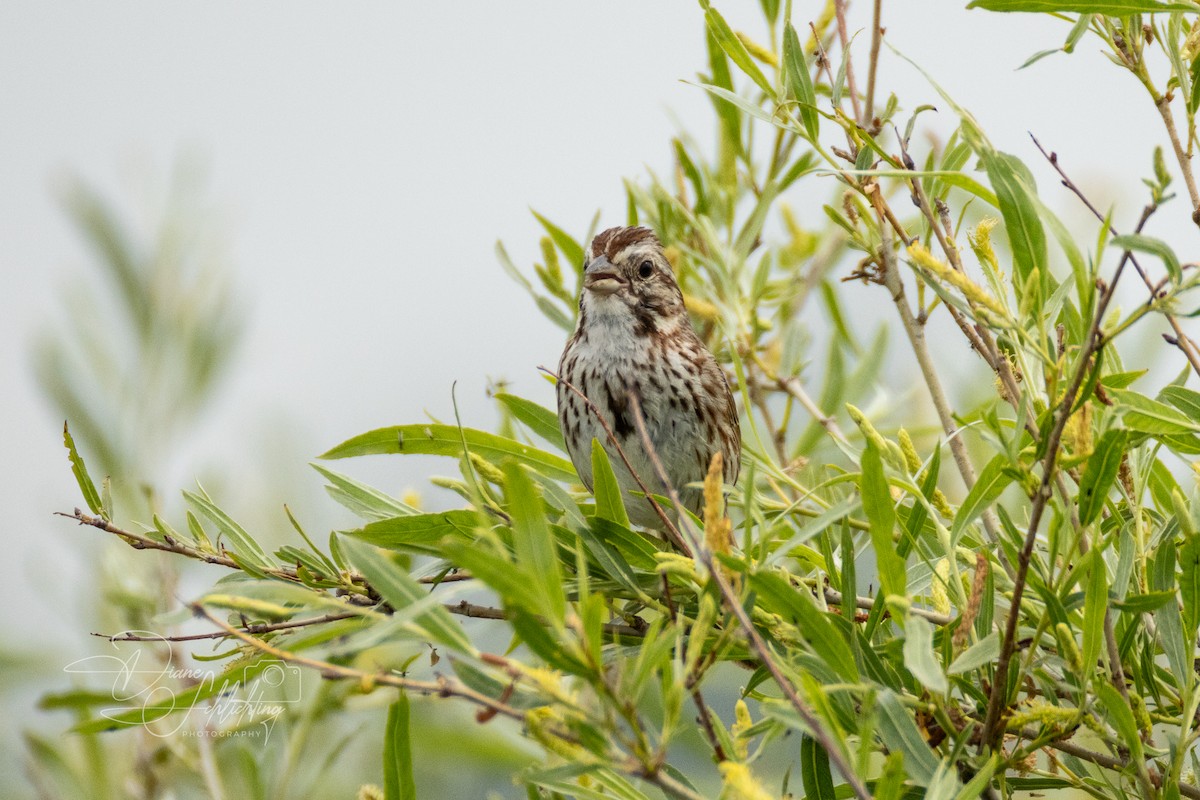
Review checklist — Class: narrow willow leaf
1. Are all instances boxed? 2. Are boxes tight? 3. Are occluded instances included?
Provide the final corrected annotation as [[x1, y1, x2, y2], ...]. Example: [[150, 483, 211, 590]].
[[800, 734, 836, 800], [184, 490, 272, 568], [903, 615, 948, 693], [531, 210, 585, 270], [980, 150, 1047, 289], [344, 510, 480, 554], [341, 537, 476, 654], [1181, 534, 1200, 648], [947, 631, 1000, 674], [860, 445, 906, 599], [63, 422, 103, 516], [590, 439, 630, 527], [1081, 549, 1107, 681], [383, 692, 417, 800], [1096, 682, 1144, 763], [495, 392, 566, 452], [782, 22, 819, 140], [1110, 389, 1200, 434], [311, 463, 419, 521], [748, 571, 859, 681], [1077, 430, 1128, 525], [505, 462, 566, 619], [1162, 385, 1200, 421], [321, 425, 577, 482], [876, 689, 940, 785], [1152, 543, 1188, 680], [1111, 233, 1182, 283], [951, 455, 1013, 543], [968, 0, 1196, 10], [703, 4, 776, 99]]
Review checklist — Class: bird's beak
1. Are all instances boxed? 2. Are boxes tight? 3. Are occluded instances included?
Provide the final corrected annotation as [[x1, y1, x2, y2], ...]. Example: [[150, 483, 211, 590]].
[[583, 256, 625, 296]]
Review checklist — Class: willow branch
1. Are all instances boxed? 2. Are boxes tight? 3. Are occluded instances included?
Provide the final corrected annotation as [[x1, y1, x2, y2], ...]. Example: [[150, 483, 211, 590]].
[[623, 393, 872, 800]]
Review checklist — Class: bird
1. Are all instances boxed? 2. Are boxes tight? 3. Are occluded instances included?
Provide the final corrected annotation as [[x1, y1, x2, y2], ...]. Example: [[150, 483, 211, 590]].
[[556, 225, 740, 528]]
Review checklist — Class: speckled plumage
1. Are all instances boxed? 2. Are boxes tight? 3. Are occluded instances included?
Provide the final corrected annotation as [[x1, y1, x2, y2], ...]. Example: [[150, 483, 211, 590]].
[[556, 226, 740, 527]]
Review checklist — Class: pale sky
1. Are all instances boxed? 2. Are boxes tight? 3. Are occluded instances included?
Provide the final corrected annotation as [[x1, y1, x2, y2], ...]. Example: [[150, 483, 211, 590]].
[[1, 1, 1193, 790]]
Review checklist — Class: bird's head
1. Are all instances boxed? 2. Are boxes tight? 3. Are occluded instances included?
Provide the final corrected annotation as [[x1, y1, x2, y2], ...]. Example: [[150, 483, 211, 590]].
[[579, 226, 685, 335]]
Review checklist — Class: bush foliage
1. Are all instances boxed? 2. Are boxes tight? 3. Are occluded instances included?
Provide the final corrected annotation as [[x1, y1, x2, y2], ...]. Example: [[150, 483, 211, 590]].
[[40, 1, 1200, 798]]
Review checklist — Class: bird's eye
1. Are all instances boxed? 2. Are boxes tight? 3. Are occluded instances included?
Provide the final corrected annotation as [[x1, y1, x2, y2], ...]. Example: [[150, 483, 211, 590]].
[[638, 260, 654, 279]]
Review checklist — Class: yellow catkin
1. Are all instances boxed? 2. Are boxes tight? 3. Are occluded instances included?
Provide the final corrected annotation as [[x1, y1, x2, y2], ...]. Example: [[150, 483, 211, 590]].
[[401, 489, 422, 510], [718, 762, 775, 800], [907, 242, 1007, 317], [356, 785, 384, 800], [931, 559, 951, 617], [469, 453, 506, 485], [704, 452, 737, 585], [736, 32, 778, 67], [539, 236, 561, 285], [683, 292, 721, 323], [968, 217, 1001, 276], [1062, 401, 1093, 457], [1005, 699, 1079, 732], [898, 428, 922, 474], [732, 699, 753, 760]]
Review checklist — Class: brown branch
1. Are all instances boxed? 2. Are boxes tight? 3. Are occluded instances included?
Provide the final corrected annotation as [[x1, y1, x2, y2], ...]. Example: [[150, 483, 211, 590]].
[[980, 142, 1148, 755], [190, 605, 704, 800], [57, 508, 470, 586], [622, 392, 872, 800], [863, 0, 883, 126], [832, 0, 863, 124]]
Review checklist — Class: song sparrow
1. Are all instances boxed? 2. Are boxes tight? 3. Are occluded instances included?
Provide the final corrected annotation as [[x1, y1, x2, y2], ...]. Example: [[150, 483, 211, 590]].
[[556, 226, 740, 528]]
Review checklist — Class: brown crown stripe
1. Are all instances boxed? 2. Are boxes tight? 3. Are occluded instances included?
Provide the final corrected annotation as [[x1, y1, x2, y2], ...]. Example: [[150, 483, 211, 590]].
[[590, 226, 659, 261]]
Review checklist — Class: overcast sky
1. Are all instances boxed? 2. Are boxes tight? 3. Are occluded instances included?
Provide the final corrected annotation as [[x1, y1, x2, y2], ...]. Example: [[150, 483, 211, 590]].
[[2, 2, 1194, 784]]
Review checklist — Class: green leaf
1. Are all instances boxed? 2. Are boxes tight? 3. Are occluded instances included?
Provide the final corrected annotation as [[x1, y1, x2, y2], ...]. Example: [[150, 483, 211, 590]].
[[1111, 233, 1182, 283], [344, 510, 481, 554], [968, 0, 1197, 12], [903, 615, 948, 693], [1162, 385, 1200, 422], [703, 4, 775, 99], [531, 210, 585, 270], [505, 462, 566, 619], [948, 632, 1000, 674], [748, 571, 859, 681], [1081, 549, 1107, 682], [979, 150, 1047, 290], [590, 439, 630, 527], [63, 421, 103, 517], [800, 734, 836, 800], [311, 463, 419, 521], [876, 689, 940, 785], [1095, 682, 1144, 764], [1110, 389, 1200, 434], [860, 444, 906, 599], [1077, 430, 1128, 525], [782, 22, 819, 141], [383, 692, 417, 800], [184, 490, 272, 568], [1181, 534, 1200, 648], [341, 536, 476, 654], [495, 393, 566, 452], [321, 425, 577, 482], [951, 455, 1013, 543]]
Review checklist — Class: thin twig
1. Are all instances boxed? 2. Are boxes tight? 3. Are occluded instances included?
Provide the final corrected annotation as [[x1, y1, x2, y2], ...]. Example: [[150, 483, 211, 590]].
[[623, 392, 872, 800], [832, 0, 863, 124], [863, 0, 883, 125], [1031, 134, 1200, 378]]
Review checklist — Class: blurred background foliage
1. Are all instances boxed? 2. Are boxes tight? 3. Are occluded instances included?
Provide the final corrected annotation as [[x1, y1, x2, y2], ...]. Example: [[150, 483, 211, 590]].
[[20, 0, 1200, 799]]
